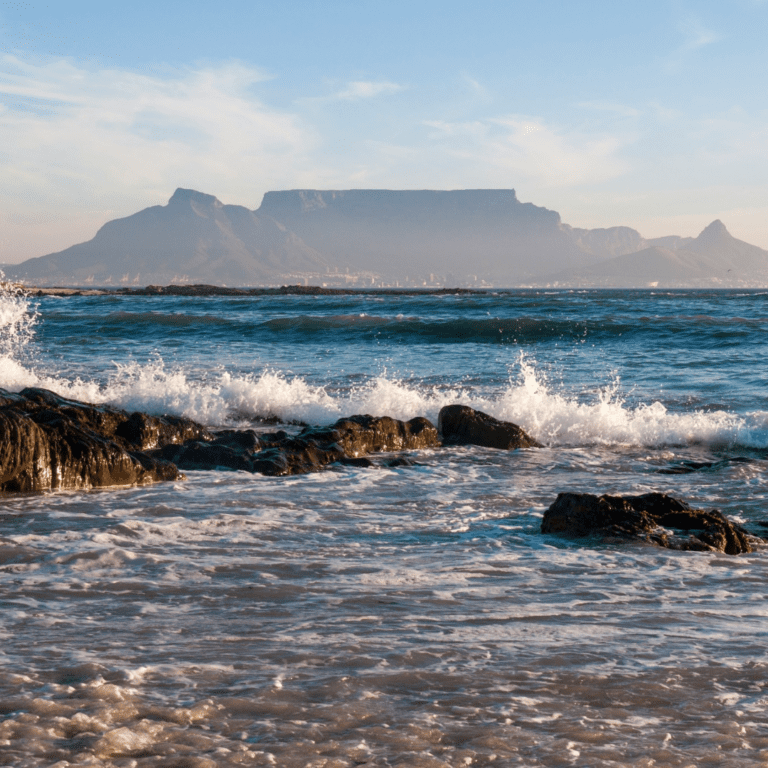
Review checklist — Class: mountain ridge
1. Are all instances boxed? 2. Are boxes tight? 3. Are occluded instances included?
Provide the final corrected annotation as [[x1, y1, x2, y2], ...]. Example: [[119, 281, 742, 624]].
[[6, 188, 768, 287]]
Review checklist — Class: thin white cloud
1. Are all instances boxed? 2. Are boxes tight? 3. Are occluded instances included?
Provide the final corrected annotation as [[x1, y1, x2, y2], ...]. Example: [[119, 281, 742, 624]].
[[577, 100, 641, 118], [664, 15, 721, 69], [678, 16, 720, 51], [423, 116, 631, 188], [331, 80, 404, 101], [0, 56, 319, 261], [460, 73, 490, 100]]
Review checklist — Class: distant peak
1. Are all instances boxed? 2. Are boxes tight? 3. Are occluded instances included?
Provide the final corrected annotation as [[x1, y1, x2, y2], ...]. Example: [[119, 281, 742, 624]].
[[168, 188, 221, 207], [697, 219, 731, 241]]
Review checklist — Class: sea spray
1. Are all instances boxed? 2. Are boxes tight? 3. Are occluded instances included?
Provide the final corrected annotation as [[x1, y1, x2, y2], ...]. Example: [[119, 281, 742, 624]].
[[0, 276, 40, 388], [1, 289, 767, 450]]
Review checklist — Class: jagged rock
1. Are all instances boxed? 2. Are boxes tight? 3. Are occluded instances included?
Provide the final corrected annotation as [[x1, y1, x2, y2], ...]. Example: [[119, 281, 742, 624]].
[[114, 410, 209, 450], [0, 388, 206, 493], [16, 388, 209, 450], [438, 405, 541, 450], [331, 415, 439, 456], [0, 400, 177, 493], [146, 414, 438, 477], [248, 415, 440, 476], [541, 492, 757, 554]]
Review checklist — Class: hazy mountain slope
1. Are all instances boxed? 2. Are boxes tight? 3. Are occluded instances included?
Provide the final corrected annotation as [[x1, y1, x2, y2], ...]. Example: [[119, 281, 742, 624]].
[[544, 221, 768, 287], [8, 189, 327, 286], [565, 225, 648, 260], [257, 189, 598, 282]]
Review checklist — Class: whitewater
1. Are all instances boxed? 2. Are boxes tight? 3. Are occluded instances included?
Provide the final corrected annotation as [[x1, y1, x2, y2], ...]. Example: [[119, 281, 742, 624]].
[[2, 285, 768, 766]]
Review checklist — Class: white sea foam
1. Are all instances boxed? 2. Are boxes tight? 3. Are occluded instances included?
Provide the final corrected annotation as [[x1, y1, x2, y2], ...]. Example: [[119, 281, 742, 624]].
[[4, 350, 767, 449], [2, 283, 767, 449], [0, 274, 38, 381]]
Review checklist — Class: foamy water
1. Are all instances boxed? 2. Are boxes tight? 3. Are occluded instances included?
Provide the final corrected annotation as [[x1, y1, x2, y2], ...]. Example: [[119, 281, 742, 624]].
[[3, 286, 768, 766]]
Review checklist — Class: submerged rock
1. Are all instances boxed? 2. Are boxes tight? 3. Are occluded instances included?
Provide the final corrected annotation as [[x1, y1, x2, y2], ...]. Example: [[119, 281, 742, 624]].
[[0, 387, 206, 493], [438, 404, 541, 449], [541, 492, 758, 555]]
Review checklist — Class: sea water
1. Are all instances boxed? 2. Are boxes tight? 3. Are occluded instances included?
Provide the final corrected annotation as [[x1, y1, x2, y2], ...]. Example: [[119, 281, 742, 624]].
[[2, 287, 768, 766]]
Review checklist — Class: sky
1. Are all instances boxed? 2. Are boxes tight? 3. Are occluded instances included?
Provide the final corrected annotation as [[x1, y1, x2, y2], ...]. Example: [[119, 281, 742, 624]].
[[1, 0, 767, 263]]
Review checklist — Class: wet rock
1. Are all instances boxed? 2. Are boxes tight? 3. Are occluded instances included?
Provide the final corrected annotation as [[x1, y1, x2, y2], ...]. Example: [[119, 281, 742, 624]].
[[0, 403, 178, 493], [153, 441, 255, 472], [17, 387, 210, 450], [249, 415, 440, 476], [332, 415, 439, 456], [438, 404, 541, 449], [0, 387, 201, 493], [153, 430, 263, 472], [114, 410, 210, 450], [541, 492, 757, 555]]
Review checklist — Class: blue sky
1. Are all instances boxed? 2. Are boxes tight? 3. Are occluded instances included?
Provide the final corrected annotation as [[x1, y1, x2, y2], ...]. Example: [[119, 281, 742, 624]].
[[1, 0, 767, 262]]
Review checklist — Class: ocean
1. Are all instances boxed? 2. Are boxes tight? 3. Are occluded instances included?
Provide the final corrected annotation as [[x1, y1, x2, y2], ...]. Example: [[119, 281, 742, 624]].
[[2, 286, 768, 766]]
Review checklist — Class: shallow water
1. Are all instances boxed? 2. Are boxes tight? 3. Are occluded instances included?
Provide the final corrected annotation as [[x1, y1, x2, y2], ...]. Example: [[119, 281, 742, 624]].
[[2, 288, 768, 766]]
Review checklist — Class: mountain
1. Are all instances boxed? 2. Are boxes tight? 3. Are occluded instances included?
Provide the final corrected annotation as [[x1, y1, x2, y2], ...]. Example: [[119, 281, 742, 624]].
[[257, 188, 599, 282], [8, 189, 328, 286], [544, 220, 768, 288], [7, 189, 768, 287]]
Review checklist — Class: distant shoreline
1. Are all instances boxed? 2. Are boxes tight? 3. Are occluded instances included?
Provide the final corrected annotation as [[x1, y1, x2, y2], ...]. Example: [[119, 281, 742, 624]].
[[19, 284, 488, 297], [15, 283, 768, 297]]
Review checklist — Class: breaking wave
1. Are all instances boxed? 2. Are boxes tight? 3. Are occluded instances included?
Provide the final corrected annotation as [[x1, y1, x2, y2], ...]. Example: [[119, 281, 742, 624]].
[[2, 282, 767, 450]]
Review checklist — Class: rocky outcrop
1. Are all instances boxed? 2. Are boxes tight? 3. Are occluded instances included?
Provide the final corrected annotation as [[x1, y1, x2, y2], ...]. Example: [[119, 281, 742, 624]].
[[541, 492, 758, 554], [0, 388, 208, 493], [438, 405, 541, 450], [153, 414, 439, 476], [0, 388, 443, 492]]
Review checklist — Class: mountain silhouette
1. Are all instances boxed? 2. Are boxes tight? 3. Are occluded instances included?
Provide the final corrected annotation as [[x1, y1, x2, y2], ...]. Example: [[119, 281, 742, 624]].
[[545, 220, 768, 287], [6, 190, 768, 287], [9, 189, 327, 286]]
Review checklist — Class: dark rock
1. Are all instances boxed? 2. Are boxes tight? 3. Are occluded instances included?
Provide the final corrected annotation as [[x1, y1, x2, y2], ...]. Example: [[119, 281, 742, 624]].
[[154, 441, 255, 473], [114, 410, 209, 450], [338, 456, 375, 468], [438, 404, 541, 449], [0, 387, 206, 493], [332, 415, 439, 456], [250, 439, 344, 476], [210, 429, 262, 452], [0, 404, 178, 493], [541, 492, 757, 555], [152, 429, 263, 472], [17, 387, 210, 451], [248, 414, 439, 476]]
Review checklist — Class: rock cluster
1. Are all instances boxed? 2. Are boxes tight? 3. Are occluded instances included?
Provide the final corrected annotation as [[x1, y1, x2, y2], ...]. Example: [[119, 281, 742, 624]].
[[3, 391, 758, 556], [0, 388, 206, 493], [0, 395, 539, 491], [153, 415, 440, 476], [541, 491, 757, 554]]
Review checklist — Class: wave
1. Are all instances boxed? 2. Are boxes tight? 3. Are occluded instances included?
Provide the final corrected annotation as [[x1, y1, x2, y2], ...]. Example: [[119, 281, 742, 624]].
[[35, 305, 768, 347], [4, 353, 767, 451], [2, 284, 767, 450]]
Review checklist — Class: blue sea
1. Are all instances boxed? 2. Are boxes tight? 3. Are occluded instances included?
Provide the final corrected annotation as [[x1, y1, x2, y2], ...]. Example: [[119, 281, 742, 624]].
[[2, 286, 768, 766]]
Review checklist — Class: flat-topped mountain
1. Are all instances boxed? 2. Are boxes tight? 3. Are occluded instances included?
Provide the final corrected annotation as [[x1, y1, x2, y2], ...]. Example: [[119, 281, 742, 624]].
[[258, 188, 598, 281], [6, 188, 768, 287], [9, 189, 327, 286], [546, 220, 768, 288]]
